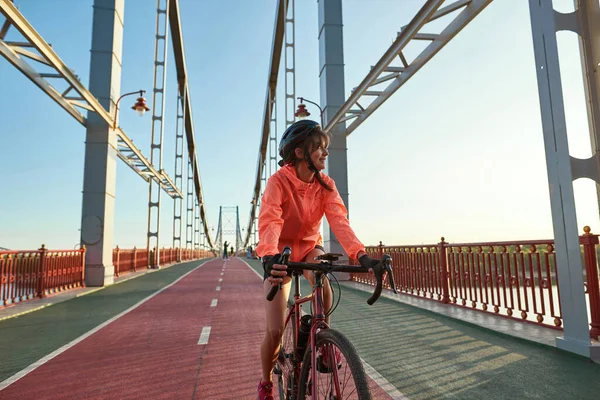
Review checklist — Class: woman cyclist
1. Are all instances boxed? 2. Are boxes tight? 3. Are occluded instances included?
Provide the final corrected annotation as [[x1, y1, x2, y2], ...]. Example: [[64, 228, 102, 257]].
[[255, 119, 379, 400]]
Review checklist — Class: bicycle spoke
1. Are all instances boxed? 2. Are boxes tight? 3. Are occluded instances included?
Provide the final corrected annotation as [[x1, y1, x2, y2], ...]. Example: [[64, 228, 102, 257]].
[[299, 329, 370, 399], [277, 306, 297, 399]]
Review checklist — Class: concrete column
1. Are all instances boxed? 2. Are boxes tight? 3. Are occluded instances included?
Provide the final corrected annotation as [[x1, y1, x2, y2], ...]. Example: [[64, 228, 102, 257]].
[[575, 1, 600, 217], [318, 0, 348, 257], [80, 0, 124, 286], [528, 0, 595, 358]]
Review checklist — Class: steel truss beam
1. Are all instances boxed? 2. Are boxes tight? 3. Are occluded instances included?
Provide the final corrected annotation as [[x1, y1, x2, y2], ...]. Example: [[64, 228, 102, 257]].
[[0, 0, 183, 199], [185, 155, 195, 249], [235, 206, 242, 252], [244, 0, 289, 249], [323, 0, 492, 136], [268, 93, 278, 177], [215, 206, 223, 251], [147, 0, 170, 266], [284, 0, 296, 130], [194, 199, 200, 249], [169, 0, 215, 250], [172, 84, 186, 250]]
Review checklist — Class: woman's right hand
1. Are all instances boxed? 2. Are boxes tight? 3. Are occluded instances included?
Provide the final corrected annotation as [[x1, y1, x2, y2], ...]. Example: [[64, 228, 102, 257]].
[[263, 255, 288, 286], [267, 263, 287, 285]]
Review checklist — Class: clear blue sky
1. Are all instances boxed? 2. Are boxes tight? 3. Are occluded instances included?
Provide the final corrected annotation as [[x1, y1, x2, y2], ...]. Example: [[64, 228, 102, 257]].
[[1, 0, 597, 250]]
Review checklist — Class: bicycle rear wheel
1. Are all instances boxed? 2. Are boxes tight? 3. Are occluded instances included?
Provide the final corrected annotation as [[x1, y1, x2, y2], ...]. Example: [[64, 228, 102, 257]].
[[276, 300, 297, 399], [297, 329, 370, 399]]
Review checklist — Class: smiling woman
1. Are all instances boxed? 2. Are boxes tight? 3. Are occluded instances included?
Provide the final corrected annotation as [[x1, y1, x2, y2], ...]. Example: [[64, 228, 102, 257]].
[[254, 118, 384, 398]]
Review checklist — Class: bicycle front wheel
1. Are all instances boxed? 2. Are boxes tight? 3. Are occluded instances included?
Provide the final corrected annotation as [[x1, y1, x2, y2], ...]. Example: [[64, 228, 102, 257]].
[[298, 329, 370, 399]]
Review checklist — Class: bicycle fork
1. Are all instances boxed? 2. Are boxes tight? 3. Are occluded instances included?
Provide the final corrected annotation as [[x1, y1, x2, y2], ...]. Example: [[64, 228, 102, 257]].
[[308, 273, 344, 398]]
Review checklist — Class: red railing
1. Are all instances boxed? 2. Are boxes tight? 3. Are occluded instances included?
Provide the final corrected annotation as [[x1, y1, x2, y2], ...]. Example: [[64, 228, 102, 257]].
[[2, 245, 213, 308], [1, 245, 86, 307], [112, 246, 212, 277], [112, 247, 148, 277], [352, 227, 600, 339]]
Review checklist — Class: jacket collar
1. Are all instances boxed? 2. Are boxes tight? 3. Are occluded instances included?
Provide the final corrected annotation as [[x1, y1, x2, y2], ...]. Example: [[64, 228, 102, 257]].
[[280, 164, 315, 189]]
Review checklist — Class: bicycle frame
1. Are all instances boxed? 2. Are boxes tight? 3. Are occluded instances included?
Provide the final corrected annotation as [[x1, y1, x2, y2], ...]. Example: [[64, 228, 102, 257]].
[[284, 269, 342, 398], [270, 249, 395, 398]]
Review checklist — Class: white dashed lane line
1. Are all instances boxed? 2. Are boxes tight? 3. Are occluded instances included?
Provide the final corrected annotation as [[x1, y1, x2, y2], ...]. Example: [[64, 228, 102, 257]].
[[198, 326, 211, 345]]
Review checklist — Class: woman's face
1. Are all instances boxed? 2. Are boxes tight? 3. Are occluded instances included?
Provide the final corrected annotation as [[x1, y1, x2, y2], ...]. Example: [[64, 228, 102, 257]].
[[309, 137, 329, 171]]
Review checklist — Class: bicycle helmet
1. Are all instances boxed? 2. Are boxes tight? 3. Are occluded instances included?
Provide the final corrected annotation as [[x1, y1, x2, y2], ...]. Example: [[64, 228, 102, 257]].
[[278, 119, 321, 169]]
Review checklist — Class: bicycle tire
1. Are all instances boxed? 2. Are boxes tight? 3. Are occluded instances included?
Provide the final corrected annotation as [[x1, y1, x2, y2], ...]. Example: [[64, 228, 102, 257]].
[[297, 329, 370, 399], [276, 299, 297, 399]]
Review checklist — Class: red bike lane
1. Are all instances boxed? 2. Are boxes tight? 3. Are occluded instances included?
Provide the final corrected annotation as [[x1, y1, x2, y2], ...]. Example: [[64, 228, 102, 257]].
[[191, 258, 265, 398], [1, 259, 225, 400], [1, 257, 395, 399], [192, 258, 394, 399]]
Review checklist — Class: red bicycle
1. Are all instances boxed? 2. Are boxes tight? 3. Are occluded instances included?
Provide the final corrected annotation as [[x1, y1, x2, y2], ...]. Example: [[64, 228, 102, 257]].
[[267, 247, 396, 399]]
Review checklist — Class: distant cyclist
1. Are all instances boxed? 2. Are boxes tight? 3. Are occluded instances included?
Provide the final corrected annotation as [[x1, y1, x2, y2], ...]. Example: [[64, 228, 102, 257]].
[[223, 241, 229, 260], [255, 119, 380, 399]]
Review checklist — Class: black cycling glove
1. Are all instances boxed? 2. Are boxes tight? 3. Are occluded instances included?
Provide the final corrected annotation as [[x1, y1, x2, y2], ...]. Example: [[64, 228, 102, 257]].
[[359, 254, 379, 270], [263, 253, 284, 277]]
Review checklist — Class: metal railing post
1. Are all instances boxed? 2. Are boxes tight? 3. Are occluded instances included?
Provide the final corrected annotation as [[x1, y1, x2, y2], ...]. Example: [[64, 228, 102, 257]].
[[37, 244, 47, 298], [114, 246, 120, 277], [439, 237, 450, 304], [580, 226, 600, 339]]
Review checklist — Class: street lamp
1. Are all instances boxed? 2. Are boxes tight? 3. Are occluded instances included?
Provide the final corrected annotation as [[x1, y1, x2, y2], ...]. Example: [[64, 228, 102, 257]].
[[113, 90, 150, 129], [296, 97, 324, 126]]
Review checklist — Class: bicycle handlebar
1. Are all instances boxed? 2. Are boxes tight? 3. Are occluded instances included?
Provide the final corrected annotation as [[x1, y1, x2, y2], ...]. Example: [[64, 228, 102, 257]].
[[366, 253, 397, 305], [266, 247, 397, 304]]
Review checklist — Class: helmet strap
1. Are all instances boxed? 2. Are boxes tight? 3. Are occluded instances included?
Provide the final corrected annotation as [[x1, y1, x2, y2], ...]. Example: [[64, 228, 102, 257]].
[[304, 154, 318, 172]]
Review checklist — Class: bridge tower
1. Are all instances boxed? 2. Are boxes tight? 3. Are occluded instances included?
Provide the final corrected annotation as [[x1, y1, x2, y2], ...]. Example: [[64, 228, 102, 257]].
[[215, 206, 242, 255], [80, 0, 125, 286], [318, 0, 349, 258], [528, 0, 600, 358]]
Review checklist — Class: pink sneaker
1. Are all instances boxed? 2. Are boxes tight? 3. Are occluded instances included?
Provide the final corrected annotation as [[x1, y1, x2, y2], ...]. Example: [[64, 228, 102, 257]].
[[317, 345, 342, 373], [257, 380, 274, 400]]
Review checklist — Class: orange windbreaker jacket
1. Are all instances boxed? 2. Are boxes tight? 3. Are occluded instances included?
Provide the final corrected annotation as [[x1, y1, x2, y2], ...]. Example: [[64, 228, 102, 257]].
[[256, 165, 365, 262]]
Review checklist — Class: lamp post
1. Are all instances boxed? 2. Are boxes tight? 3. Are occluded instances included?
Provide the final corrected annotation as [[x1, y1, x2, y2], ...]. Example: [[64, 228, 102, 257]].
[[113, 90, 150, 129], [296, 97, 324, 126]]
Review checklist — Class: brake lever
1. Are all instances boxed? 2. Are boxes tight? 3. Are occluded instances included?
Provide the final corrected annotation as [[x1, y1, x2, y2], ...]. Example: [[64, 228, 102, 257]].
[[279, 247, 291, 289], [266, 247, 291, 301], [382, 254, 397, 294], [367, 254, 396, 305]]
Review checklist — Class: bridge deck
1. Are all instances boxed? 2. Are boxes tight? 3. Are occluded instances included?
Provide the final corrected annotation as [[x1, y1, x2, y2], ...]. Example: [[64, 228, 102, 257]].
[[0, 258, 598, 399]]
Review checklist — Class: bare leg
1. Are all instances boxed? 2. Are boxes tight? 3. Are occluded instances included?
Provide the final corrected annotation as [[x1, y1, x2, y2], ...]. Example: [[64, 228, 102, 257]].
[[302, 248, 332, 326], [260, 276, 291, 383]]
